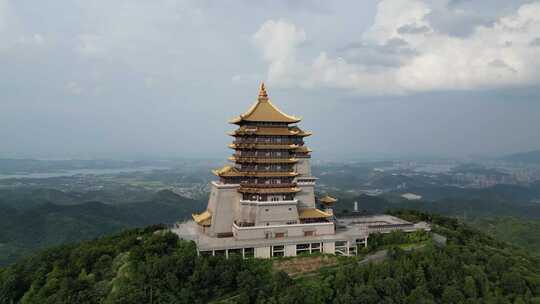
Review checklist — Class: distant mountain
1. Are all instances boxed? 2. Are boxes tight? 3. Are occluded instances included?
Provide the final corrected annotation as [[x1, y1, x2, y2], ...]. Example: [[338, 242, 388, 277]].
[[501, 150, 540, 163], [0, 189, 204, 266], [451, 163, 507, 176]]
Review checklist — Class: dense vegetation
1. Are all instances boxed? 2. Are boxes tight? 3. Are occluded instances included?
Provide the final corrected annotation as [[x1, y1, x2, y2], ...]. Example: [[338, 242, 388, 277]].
[[1, 212, 539, 303], [0, 190, 204, 266], [468, 217, 540, 254]]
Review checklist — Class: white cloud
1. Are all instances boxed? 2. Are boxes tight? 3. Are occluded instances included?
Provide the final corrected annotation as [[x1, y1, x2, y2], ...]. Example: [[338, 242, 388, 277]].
[[77, 34, 107, 57], [253, 20, 307, 87], [254, 0, 540, 95], [65, 81, 84, 95]]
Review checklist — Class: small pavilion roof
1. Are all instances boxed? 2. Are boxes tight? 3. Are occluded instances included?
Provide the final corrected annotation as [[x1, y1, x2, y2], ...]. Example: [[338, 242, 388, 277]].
[[192, 210, 212, 226], [320, 195, 337, 205], [229, 83, 301, 124], [299, 208, 332, 219]]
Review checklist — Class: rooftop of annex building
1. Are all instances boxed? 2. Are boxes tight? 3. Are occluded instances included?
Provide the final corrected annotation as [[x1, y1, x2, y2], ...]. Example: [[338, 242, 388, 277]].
[[171, 214, 430, 252]]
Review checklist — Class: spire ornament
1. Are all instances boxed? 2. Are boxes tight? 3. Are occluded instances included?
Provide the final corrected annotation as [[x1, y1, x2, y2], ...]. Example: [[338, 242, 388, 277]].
[[258, 82, 268, 101]]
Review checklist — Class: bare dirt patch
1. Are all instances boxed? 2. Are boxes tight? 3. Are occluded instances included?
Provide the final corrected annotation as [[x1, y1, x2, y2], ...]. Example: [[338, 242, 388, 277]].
[[273, 255, 339, 277]]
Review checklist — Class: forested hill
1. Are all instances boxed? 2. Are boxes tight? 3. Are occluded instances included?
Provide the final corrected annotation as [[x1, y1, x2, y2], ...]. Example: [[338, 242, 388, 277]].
[[502, 150, 540, 164], [1, 212, 539, 304], [0, 190, 204, 266]]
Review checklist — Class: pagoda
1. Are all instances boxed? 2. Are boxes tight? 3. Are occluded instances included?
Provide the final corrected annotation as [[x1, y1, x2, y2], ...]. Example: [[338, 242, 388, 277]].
[[192, 83, 333, 240], [177, 83, 430, 259]]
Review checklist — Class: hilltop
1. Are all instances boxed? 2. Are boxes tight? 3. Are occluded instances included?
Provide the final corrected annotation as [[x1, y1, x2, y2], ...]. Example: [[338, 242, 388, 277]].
[[502, 150, 540, 164], [1, 212, 539, 303]]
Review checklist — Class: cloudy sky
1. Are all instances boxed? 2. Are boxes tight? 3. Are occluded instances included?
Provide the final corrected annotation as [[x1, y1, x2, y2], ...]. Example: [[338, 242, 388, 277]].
[[1, 0, 540, 160]]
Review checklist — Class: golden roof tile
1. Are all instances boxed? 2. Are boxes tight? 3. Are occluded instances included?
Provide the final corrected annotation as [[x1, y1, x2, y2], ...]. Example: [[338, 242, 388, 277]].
[[298, 208, 332, 219], [192, 210, 212, 226], [229, 83, 301, 124], [319, 195, 337, 205], [212, 165, 299, 177]]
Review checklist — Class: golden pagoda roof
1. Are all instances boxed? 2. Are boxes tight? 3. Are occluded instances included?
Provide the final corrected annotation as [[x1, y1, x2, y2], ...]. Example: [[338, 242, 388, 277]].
[[213, 165, 299, 177], [229, 83, 301, 124], [192, 210, 212, 226], [299, 208, 332, 219], [228, 126, 312, 137], [238, 187, 301, 194], [319, 195, 337, 205], [228, 156, 298, 164], [229, 143, 299, 150]]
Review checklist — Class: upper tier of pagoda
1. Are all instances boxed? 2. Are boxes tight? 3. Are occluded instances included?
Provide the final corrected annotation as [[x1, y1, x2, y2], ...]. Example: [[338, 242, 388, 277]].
[[228, 125, 311, 137], [229, 83, 301, 125]]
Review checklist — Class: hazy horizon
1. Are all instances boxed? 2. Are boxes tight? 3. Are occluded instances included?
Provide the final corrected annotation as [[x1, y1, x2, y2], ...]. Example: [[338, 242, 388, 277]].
[[2, 0, 540, 160]]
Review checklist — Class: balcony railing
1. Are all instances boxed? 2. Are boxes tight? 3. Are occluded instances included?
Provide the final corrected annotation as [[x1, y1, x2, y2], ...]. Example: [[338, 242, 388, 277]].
[[233, 139, 303, 145], [234, 221, 255, 227], [238, 169, 295, 173], [233, 154, 294, 159], [240, 182, 296, 188]]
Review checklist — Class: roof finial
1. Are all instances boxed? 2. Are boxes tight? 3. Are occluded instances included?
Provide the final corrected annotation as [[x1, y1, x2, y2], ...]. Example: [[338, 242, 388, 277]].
[[258, 82, 268, 100]]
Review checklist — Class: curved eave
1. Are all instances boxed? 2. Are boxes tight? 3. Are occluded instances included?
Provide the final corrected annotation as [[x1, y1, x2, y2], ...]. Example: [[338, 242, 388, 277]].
[[294, 146, 313, 153], [228, 97, 302, 125], [213, 168, 299, 178], [320, 195, 337, 203], [228, 131, 312, 137], [228, 116, 302, 125]]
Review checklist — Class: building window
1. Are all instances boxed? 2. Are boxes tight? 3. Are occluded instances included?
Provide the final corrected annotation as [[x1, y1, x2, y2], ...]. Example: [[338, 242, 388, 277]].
[[275, 232, 285, 238], [272, 245, 284, 257], [228, 248, 242, 257], [288, 208, 292, 211], [265, 208, 269, 212], [296, 243, 310, 255], [304, 231, 314, 237], [311, 243, 321, 253]]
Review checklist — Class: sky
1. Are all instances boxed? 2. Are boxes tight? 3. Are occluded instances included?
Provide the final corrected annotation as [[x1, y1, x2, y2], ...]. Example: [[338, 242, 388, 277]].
[[1, 0, 540, 160]]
